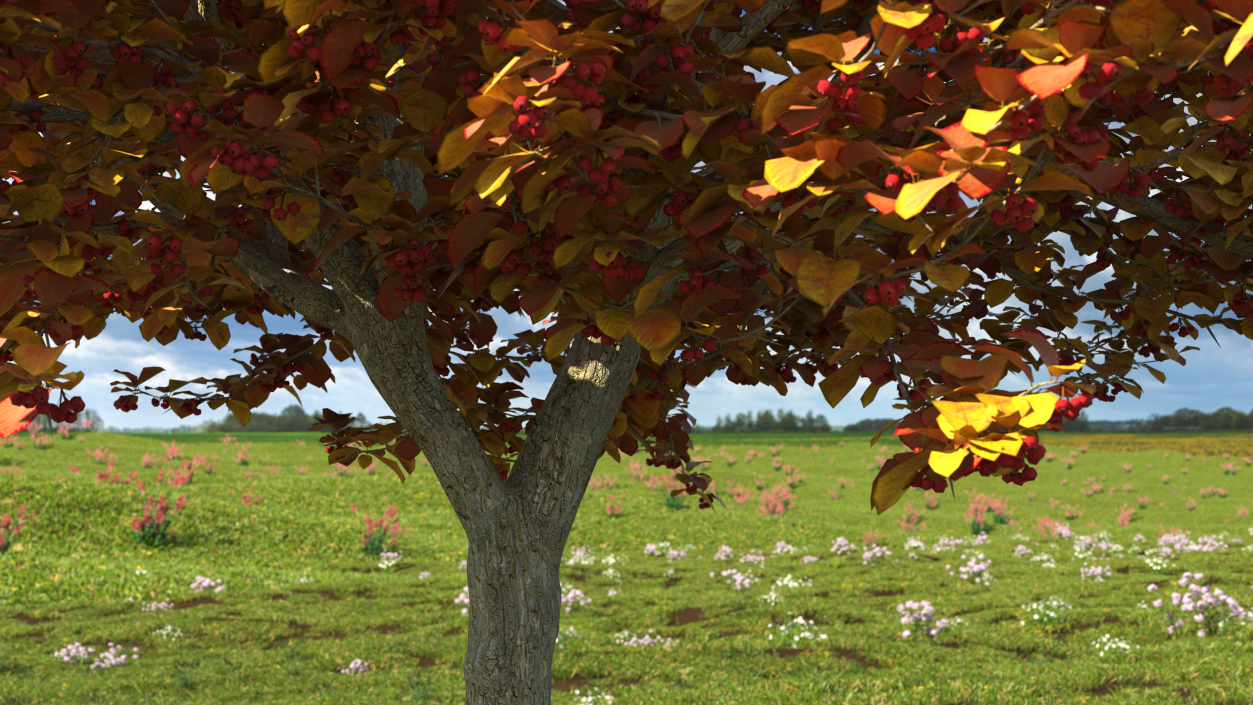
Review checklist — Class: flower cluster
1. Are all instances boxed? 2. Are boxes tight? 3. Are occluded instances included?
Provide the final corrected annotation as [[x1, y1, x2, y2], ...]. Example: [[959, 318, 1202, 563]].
[[54, 642, 139, 669], [897, 601, 950, 639], [339, 658, 370, 675], [613, 629, 678, 648], [189, 576, 224, 594], [772, 540, 796, 555], [1013, 544, 1034, 557], [1080, 564, 1111, 582], [454, 586, 470, 616], [141, 601, 174, 612], [829, 536, 854, 555], [377, 551, 402, 570], [1160, 572, 1252, 637], [567, 545, 597, 566], [931, 536, 965, 552], [560, 583, 592, 612], [1158, 531, 1229, 555], [862, 544, 892, 566], [643, 541, 668, 557], [948, 552, 993, 584], [666, 548, 686, 562], [152, 625, 183, 641], [712, 568, 756, 590], [801, 555, 821, 564], [131, 494, 187, 547], [766, 614, 828, 645], [713, 545, 733, 560], [353, 505, 403, 556], [739, 550, 766, 567], [1091, 633, 1136, 657], [0, 505, 28, 553], [1019, 597, 1073, 628], [571, 687, 615, 705]]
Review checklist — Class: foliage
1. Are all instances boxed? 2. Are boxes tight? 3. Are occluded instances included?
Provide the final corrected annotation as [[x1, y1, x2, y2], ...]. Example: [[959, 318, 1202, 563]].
[[130, 493, 187, 547], [352, 504, 403, 555], [202, 405, 318, 433], [706, 410, 831, 433]]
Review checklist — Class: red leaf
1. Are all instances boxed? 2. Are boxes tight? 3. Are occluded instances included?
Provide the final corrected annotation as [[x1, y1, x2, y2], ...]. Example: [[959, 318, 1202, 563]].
[[376, 275, 413, 322], [863, 191, 896, 214], [1016, 54, 1088, 98], [554, 194, 595, 237], [33, 270, 78, 308], [243, 93, 285, 128], [0, 397, 35, 439], [320, 19, 369, 83], [1204, 93, 1253, 123], [686, 202, 737, 238], [183, 151, 220, 184], [974, 65, 1021, 102], [886, 68, 924, 101], [1006, 328, 1059, 367], [1075, 158, 1129, 195], [956, 165, 1009, 199], [519, 283, 560, 315], [927, 122, 986, 151], [447, 212, 501, 267]]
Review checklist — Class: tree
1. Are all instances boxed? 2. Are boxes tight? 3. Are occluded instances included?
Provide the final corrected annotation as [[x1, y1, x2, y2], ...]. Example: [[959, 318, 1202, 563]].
[[1, 0, 1252, 700], [202, 403, 316, 432]]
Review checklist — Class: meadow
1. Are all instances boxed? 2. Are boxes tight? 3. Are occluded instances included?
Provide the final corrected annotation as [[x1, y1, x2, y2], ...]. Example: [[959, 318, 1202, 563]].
[[1, 428, 1252, 705]]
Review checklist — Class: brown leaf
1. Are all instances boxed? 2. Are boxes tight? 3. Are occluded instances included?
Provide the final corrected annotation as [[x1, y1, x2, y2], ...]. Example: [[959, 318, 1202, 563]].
[[871, 451, 930, 514], [320, 20, 369, 84], [243, 93, 284, 128], [447, 212, 502, 266]]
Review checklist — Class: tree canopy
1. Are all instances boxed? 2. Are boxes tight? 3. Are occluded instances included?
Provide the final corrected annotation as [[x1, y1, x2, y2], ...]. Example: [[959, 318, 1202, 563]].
[[2, 0, 1253, 697]]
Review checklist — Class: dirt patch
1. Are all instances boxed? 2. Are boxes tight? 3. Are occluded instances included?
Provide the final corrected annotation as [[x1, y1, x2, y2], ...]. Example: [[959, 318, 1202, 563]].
[[417, 656, 437, 667], [372, 624, 403, 634], [841, 616, 866, 625], [718, 630, 742, 637], [316, 590, 341, 601], [552, 678, 589, 691], [668, 607, 704, 626], [442, 627, 463, 637], [1089, 681, 1161, 696], [265, 622, 311, 650], [11, 613, 55, 625], [767, 648, 804, 657], [1075, 616, 1122, 631], [832, 648, 877, 669], [664, 576, 681, 588], [869, 587, 903, 597], [565, 571, 587, 584], [1115, 566, 1130, 574], [353, 588, 373, 599], [269, 594, 287, 601], [174, 597, 219, 610], [312, 630, 345, 640], [16, 631, 43, 640]]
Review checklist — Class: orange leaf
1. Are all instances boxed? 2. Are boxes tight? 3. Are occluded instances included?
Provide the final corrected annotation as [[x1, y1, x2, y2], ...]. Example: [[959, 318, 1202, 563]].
[[376, 275, 413, 322], [895, 171, 963, 220], [629, 309, 683, 353], [320, 20, 370, 83], [1109, 0, 1181, 50], [1205, 93, 1253, 123], [1075, 159, 1129, 195], [1016, 54, 1088, 98], [974, 65, 1021, 102], [14, 342, 65, 375], [1020, 171, 1093, 195], [243, 93, 284, 128], [0, 397, 35, 439]]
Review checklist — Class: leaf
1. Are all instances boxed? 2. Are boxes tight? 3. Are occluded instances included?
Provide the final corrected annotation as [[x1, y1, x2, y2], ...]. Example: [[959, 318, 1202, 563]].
[[787, 35, 849, 63], [1016, 54, 1087, 98], [629, 309, 683, 353], [595, 308, 632, 341], [402, 89, 448, 132], [634, 264, 687, 315], [283, 0, 321, 27], [275, 195, 321, 244], [207, 162, 243, 193], [660, 0, 703, 22], [929, 447, 969, 478], [14, 342, 65, 375], [1187, 156, 1237, 185], [763, 157, 825, 192], [819, 362, 862, 407], [7, 184, 63, 223], [483, 235, 528, 269], [1109, 0, 1181, 50], [320, 20, 369, 84], [845, 305, 896, 344], [895, 172, 963, 220], [227, 399, 251, 427], [923, 262, 969, 291], [376, 275, 413, 322], [0, 397, 35, 439], [877, 2, 934, 29], [1006, 328, 1059, 367], [961, 105, 1012, 135], [974, 65, 1022, 103], [258, 39, 296, 85], [447, 212, 502, 266], [123, 103, 153, 128], [1227, 11, 1253, 65], [871, 451, 930, 514], [796, 254, 860, 313], [438, 118, 489, 174], [1020, 171, 1093, 195], [1075, 159, 1130, 195], [265, 131, 327, 157], [243, 93, 284, 128], [543, 319, 583, 360]]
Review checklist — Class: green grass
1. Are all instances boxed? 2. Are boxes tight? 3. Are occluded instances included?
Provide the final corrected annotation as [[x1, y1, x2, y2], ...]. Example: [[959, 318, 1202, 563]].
[[1, 430, 1252, 704]]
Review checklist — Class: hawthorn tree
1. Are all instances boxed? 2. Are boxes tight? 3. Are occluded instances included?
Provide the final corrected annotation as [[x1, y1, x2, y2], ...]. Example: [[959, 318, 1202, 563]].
[[2, 0, 1253, 698]]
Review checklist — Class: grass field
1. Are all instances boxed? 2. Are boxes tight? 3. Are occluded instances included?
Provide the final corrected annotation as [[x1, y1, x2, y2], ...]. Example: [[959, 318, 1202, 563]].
[[1, 429, 1252, 704]]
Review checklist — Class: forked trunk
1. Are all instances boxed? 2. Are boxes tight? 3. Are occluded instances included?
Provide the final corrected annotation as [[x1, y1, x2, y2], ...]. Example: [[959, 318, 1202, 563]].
[[463, 504, 565, 704]]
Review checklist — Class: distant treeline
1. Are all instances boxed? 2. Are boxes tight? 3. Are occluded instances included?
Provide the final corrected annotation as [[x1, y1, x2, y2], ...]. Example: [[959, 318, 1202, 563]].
[[702, 410, 831, 433], [199, 405, 367, 433]]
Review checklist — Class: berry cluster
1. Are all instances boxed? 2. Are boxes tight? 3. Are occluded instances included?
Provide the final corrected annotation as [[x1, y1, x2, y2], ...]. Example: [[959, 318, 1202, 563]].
[[1050, 392, 1094, 422], [663, 191, 695, 225], [508, 96, 550, 141], [1230, 293, 1253, 319], [1002, 101, 1044, 141], [679, 339, 717, 362], [166, 99, 211, 140], [1201, 72, 1252, 99], [862, 279, 908, 306], [212, 141, 281, 179], [416, 0, 458, 30], [589, 253, 646, 279], [1213, 128, 1251, 159], [1056, 194, 1087, 219], [286, 27, 324, 63], [906, 13, 947, 48], [677, 269, 717, 296], [558, 64, 608, 108], [113, 395, 140, 412], [500, 233, 561, 279], [937, 25, 984, 54], [618, 0, 662, 32], [817, 74, 863, 130], [52, 41, 89, 78], [10, 388, 85, 424], [578, 324, 617, 346], [247, 352, 303, 393], [1162, 194, 1194, 218], [574, 156, 633, 208], [1064, 122, 1107, 148], [151, 396, 202, 415], [988, 193, 1039, 232], [1110, 171, 1154, 200], [143, 234, 186, 280], [1078, 62, 1129, 99], [384, 240, 436, 302]]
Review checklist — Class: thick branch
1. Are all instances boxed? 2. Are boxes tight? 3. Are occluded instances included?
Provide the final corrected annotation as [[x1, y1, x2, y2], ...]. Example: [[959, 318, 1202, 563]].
[[711, 0, 790, 53], [229, 240, 344, 328], [1100, 193, 1253, 257]]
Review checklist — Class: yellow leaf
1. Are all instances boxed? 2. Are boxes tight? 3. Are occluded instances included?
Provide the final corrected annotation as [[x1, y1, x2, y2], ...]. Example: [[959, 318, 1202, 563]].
[[595, 308, 632, 342], [1046, 358, 1085, 376], [354, 179, 394, 221], [275, 195, 321, 244], [819, 362, 862, 407], [258, 38, 295, 85], [871, 451, 930, 514], [1187, 156, 1237, 186], [1020, 171, 1093, 195], [1226, 11, 1253, 65], [46, 256, 85, 277], [877, 1, 933, 28], [14, 342, 65, 375], [634, 264, 687, 316], [985, 279, 1014, 306], [969, 437, 1024, 458], [629, 309, 683, 353], [476, 153, 533, 199], [553, 236, 594, 269], [923, 262, 969, 291], [7, 184, 63, 224], [543, 321, 582, 361], [1017, 392, 1059, 428], [764, 156, 824, 192], [895, 172, 963, 220], [796, 254, 860, 313], [934, 401, 996, 436], [207, 162, 243, 193], [844, 305, 896, 344], [227, 399, 251, 427], [1109, 0, 1181, 51], [962, 105, 1013, 135], [438, 117, 492, 174], [929, 447, 968, 478], [402, 89, 448, 132]]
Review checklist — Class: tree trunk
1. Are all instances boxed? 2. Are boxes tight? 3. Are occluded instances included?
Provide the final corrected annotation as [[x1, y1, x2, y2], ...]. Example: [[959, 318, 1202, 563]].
[[463, 501, 564, 704]]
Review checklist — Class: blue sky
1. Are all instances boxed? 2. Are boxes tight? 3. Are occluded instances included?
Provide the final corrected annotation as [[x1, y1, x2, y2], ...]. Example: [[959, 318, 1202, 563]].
[[65, 301, 1253, 431]]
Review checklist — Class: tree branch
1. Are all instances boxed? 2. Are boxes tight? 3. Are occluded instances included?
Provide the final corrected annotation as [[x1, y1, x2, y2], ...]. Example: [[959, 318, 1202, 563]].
[[228, 239, 344, 328], [711, 0, 790, 53], [1097, 193, 1253, 257]]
